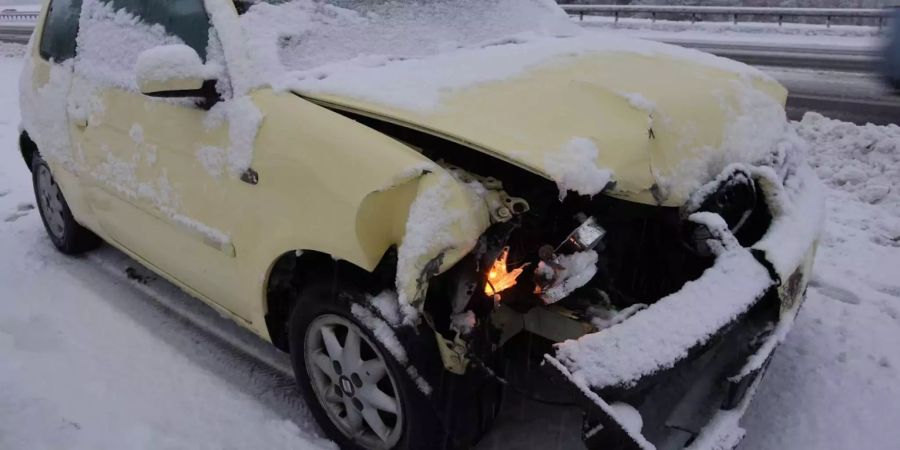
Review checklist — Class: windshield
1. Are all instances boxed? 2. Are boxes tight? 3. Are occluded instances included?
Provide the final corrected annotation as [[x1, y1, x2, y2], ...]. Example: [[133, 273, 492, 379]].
[[238, 0, 575, 72]]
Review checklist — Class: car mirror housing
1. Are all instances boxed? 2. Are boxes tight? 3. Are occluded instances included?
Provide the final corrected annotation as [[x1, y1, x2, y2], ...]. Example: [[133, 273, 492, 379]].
[[135, 44, 218, 103]]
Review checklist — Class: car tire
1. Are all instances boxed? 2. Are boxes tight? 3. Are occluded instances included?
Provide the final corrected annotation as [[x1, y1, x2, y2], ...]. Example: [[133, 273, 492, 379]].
[[289, 283, 451, 450], [32, 154, 101, 255]]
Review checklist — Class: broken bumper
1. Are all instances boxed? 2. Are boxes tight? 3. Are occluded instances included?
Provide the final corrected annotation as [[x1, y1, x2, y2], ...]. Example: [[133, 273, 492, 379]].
[[544, 165, 825, 450]]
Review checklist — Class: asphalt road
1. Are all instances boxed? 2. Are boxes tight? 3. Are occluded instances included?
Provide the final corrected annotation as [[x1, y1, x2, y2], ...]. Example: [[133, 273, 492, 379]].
[[658, 39, 882, 73], [1, 22, 899, 125], [770, 66, 900, 125], [654, 38, 900, 125]]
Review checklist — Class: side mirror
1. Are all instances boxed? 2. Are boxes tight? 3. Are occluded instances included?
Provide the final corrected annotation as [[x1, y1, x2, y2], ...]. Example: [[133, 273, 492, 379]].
[[135, 44, 218, 104]]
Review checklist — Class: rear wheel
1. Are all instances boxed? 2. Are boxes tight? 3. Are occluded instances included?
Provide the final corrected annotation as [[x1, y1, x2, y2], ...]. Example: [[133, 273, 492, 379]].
[[32, 154, 100, 254]]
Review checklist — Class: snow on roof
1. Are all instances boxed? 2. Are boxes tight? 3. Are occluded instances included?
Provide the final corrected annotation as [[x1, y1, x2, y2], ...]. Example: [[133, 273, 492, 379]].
[[242, 0, 572, 72], [551, 213, 774, 391]]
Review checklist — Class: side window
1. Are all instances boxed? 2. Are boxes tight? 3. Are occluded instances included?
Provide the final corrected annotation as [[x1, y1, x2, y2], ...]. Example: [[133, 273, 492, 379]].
[[77, 0, 216, 90], [106, 0, 210, 60], [39, 0, 84, 62]]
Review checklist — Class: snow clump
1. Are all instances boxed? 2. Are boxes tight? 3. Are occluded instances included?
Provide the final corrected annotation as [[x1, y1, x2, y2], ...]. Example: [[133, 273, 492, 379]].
[[352, 295, 433, 395], [540, 250, 600, 304], [543, 138, 613, 200], [394, 172, 488, 325], [796, 112, 900, 216], [204, 97, 265, 177], [134, 44, 220, 88]]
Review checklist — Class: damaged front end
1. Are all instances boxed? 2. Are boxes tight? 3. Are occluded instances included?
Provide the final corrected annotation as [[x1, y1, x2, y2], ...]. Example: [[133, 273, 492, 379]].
[[401, 151, 822, 449]]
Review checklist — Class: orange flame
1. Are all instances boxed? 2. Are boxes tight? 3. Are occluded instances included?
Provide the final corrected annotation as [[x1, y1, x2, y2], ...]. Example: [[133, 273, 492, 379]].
[[484, 248, 526, 297]]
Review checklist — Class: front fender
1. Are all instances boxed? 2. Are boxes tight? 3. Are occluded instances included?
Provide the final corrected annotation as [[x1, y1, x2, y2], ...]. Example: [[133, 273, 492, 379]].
[[238, 90, 489, 330], [357, 168, 491, 323], [232, 90, 435, 329]]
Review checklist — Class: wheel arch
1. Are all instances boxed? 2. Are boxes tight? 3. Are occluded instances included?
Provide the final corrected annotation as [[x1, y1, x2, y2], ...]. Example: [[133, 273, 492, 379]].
[[20, 131, 38, 171], [262, 246, 398, 352]]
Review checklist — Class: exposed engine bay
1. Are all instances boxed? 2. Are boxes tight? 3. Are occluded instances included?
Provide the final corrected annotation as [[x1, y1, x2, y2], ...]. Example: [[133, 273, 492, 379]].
[[335, 111, 775, 375], [303, 99, 831, 450]]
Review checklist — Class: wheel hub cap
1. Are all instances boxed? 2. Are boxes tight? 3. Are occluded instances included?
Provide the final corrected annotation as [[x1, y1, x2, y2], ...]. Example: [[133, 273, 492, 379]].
[[339, 376, 356, 397]]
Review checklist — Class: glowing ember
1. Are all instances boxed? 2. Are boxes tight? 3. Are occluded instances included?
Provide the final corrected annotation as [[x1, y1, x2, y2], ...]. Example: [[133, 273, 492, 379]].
[[484, 247, 526, 296]]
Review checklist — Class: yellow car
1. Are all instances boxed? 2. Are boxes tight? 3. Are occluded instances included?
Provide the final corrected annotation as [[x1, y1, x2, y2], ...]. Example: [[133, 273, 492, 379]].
[[20, 0, 824, 449]]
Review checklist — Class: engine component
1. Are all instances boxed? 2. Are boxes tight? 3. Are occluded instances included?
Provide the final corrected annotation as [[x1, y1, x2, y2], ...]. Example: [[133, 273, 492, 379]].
[[533, 216, 606, 305], [441, 163, 530, 224], [684, 167, 757, 235], [537, 250, 599, 305], [558, 216, 606, 253], [484, 247, 528, 297]]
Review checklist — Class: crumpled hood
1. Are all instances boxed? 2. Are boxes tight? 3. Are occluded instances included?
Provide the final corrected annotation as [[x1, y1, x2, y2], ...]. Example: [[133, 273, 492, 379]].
[[290, 34, 789, 206]]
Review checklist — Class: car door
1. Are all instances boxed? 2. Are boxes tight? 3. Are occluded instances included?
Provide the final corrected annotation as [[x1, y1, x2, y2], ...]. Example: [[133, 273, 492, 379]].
[[24, 0, 98, 227], [71, 0, 248, 319]]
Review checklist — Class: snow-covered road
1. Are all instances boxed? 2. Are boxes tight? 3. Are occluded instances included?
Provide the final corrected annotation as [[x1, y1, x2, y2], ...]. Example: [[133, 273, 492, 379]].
[[1, 45, 899, 449]]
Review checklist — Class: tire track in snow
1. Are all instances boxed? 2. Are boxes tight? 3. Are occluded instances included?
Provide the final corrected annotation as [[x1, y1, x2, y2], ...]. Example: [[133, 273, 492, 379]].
[[809, 278, 862, 305]]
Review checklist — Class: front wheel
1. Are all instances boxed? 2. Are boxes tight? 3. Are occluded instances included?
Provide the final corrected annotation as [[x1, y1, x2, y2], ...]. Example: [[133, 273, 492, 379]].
[[32, 154, 100, 254], [289, 286, 447, 450]]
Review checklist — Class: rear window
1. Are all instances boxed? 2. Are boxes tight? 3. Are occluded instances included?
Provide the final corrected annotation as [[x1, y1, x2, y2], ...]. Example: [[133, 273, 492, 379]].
[[39, 0, 83, 62]]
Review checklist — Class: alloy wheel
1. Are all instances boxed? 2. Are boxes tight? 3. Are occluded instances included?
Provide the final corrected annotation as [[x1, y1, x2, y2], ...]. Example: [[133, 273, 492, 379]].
[[304, 314, 404, 449], [36, 164, 66, 240]]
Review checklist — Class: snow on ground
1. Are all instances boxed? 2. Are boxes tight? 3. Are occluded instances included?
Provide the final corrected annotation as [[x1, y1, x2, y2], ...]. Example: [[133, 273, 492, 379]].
[[741, 114, 900, 450], [1, 34, 900, 450], [0, 42, 26, 57]]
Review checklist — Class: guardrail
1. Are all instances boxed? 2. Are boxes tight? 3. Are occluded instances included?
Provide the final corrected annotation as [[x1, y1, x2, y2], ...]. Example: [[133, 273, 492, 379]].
[[1, 6, 890, 28], [560, 5, 890, 29], [0, 11, 39, 22]]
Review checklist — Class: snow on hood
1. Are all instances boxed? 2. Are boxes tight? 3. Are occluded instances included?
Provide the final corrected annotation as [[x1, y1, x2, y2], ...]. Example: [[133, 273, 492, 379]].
[[236, 1, 789, 204], [277, 33, 774, 114], [292, 43, 788, 206]]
